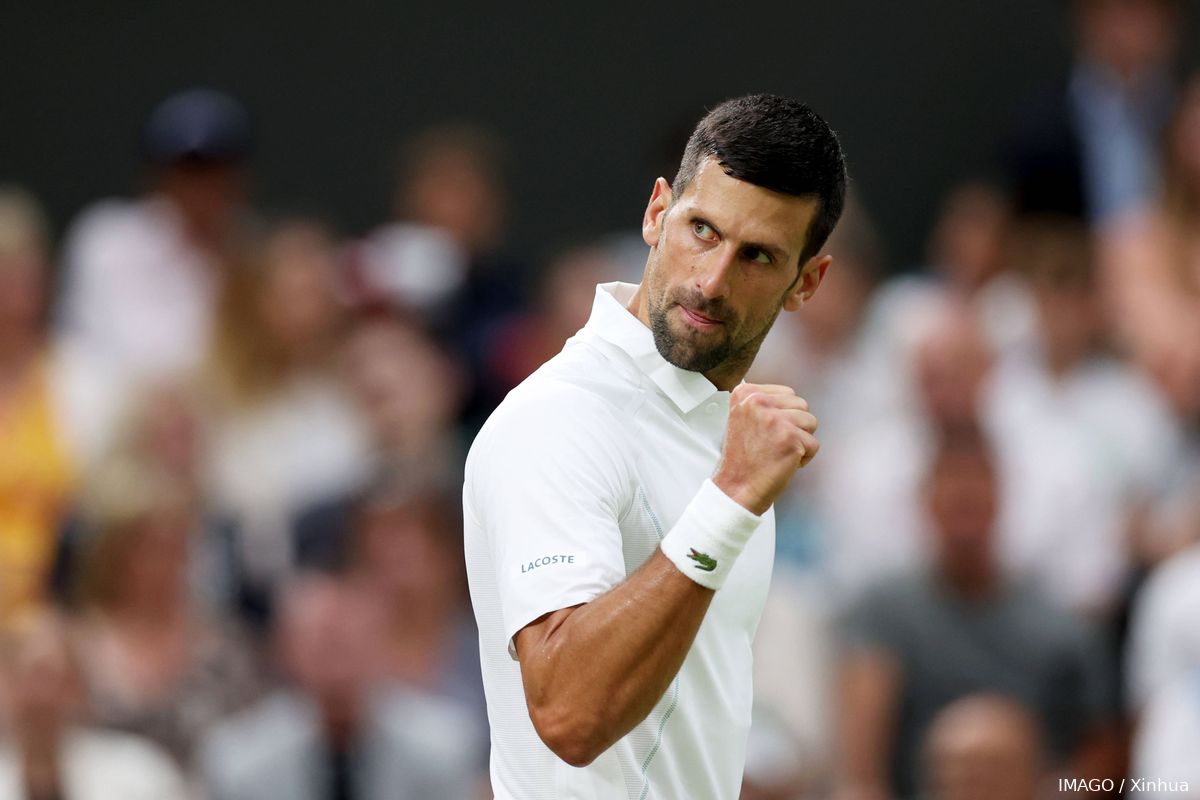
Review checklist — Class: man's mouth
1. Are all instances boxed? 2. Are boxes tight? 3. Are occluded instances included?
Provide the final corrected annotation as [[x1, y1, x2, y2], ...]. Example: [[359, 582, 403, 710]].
[[678, 305, 724, 329]]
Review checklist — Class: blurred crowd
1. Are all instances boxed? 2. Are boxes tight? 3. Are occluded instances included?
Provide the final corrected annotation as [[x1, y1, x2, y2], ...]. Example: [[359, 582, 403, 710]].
[[2, 1, 1199, 799]]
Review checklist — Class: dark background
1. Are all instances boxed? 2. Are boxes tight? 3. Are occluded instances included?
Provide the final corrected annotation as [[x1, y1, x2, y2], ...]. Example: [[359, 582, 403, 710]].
[[3, 1, 1198, 270]]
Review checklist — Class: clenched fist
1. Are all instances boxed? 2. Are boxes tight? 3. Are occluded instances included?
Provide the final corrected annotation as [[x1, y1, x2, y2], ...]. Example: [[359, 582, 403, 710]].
[[713, 383, 818, 515]]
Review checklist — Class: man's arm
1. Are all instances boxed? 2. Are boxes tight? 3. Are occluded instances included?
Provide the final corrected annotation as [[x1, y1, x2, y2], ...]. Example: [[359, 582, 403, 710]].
[[515, 383, 818, 766], [515, 549, 712, 766]]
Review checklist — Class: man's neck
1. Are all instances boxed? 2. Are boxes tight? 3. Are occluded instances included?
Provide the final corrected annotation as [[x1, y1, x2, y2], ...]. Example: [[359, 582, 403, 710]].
[[626, 281, 651, 328]]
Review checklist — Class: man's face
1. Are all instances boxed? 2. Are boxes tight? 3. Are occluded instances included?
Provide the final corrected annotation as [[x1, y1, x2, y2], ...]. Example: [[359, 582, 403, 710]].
[[927, 450, 998, 573], [634, 158, 828, 389]]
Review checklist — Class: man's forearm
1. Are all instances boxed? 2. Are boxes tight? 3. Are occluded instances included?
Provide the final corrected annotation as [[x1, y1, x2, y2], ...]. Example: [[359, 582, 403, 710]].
[[515, 548, 713, 766]]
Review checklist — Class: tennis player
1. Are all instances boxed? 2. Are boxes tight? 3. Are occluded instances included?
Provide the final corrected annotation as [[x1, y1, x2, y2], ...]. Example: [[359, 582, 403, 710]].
[[464, 93, 847, 799]]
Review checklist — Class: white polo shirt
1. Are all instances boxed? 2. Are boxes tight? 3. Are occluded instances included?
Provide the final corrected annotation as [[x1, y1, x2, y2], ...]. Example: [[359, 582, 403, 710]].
[[464, 281, 775, 800]]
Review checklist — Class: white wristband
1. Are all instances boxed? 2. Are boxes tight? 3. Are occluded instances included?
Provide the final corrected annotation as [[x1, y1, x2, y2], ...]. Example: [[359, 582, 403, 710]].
[[659, 479, 764, 590]]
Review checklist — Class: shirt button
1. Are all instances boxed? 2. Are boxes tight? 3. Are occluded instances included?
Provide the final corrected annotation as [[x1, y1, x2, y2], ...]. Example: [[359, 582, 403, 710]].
[[705, 402, 719, 414]]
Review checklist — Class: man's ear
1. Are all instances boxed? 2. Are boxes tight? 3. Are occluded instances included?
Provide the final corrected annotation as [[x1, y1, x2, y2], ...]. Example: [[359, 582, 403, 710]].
[[642, 177, 672, 247], [783, 254, 833, 312]]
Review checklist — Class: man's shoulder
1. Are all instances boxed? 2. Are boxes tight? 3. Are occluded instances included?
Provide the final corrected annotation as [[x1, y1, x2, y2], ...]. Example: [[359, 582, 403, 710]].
[[996, 578, 1099, 654], [465, 342, 643, 516]]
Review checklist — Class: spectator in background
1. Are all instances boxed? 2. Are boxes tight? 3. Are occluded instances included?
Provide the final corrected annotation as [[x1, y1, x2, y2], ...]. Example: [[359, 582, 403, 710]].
[[920, 694, 1047, 800], [1101, 73, 1200, 426], [1007, 0, 1180, 224], [0, 611, 188, 800], [71, 456, 260, 768], [204, 219, 370, 626], [339, 311, 466, 493], [0, 187, 75, 628], [865, 182, 1032, 373], [199, 574, 480, 800], [837, 423, 1114, 800], [1130, 667, 1200, 796], [817, 305, 995, 604], [986, 219, 1180, 618], [824, 216, 1178, 618], [481, 243, 620, 397], [344, 483, 486, 742], [296, 475, 484, 716], [54, 89, 252, 462], [343, 174, 468, 331], [293, 311, 469, 565], [50, 380, 236, 612], [1126, 542, 1200, 713], [396, 125, 514, 293], [1127, 540, 1200, 795], [390, 124, 530, 426]]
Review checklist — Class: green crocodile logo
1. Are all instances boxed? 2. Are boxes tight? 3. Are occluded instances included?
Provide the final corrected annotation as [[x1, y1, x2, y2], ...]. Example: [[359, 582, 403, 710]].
[[687, 548, 717, 572]]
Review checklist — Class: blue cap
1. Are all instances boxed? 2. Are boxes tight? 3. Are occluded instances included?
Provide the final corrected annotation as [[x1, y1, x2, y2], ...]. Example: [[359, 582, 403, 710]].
[[141, 88, 253, 164]]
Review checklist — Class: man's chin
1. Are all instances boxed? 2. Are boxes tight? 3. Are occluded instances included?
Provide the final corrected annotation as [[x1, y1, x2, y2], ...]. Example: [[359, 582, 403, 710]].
[[650, 308, 730, 372], [658, 337, 729, 374]]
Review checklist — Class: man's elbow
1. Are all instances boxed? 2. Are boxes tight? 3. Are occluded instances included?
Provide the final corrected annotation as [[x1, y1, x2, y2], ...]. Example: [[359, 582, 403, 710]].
[[528, 702, 612, 767]]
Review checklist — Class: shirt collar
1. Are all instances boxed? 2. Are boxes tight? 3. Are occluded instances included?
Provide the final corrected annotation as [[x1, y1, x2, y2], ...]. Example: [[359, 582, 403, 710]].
[[583, 281, 726, 415]]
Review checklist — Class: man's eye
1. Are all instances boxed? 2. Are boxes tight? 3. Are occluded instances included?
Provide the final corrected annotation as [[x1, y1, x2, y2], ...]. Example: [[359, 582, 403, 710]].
[[693, 222, 716, 241], [745, 247, 772, 265]]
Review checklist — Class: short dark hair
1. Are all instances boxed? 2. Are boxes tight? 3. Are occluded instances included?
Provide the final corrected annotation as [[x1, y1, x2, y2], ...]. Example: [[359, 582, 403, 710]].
[[672, 94, 847, 265]]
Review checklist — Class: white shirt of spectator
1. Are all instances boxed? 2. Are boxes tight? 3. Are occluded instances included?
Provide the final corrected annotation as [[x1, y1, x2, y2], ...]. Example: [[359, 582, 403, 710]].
[[57, 195, 219, 378], [1127, 543, 1200, 712], [52, 196, 221, 463], [353, 222, 467, 312], [986, 352, 1181, 616], [206, 375, 372, 583], [1131, 669, 1200, 795], [464, 281, 775, 800], [0, 729, 189, 800]]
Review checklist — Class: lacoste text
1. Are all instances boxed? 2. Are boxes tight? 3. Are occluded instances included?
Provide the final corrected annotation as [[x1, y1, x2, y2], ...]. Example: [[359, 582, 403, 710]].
[[521, 554, 576, 573]]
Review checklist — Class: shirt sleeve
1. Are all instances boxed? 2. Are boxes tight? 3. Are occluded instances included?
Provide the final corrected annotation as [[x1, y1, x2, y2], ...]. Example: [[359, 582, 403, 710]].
[[466, 381, 634, 658]]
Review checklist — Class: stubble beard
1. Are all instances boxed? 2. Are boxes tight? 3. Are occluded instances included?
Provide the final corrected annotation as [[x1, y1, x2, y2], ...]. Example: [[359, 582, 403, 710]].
[[647, 281, 781, 377], [648, 292, 735, 374]]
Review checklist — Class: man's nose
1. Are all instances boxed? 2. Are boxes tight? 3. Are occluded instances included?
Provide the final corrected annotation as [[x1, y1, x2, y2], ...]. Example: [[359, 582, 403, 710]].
[[694, 246, 737, 300]]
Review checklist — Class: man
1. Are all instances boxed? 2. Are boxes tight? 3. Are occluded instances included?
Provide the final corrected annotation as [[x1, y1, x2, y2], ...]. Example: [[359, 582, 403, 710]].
[[463, 94, 846, 799], [1006, 0, 1179, 224], [836, 423, 1115, 799], [54, 88, 251, 461], [200, 575, 480, 800]]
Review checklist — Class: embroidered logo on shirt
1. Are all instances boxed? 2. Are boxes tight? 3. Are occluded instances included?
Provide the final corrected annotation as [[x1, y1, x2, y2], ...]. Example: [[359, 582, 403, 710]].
[[687, 548, 717, 572]]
